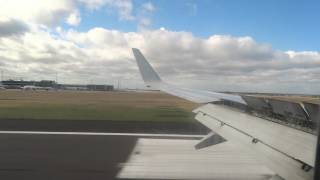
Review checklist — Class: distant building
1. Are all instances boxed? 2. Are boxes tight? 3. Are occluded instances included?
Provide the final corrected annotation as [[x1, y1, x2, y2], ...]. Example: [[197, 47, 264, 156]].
[[61, 84, 88, 91], [61, 84, 114, 91], [1, 80, 57, 89], [2, 80, 36, 87], [1, 80, 114, 91], [87, 84, 114, 91]]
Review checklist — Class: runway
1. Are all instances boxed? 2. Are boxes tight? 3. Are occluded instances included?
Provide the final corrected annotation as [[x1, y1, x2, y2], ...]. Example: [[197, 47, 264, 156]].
[[0, 131, 275, 180]]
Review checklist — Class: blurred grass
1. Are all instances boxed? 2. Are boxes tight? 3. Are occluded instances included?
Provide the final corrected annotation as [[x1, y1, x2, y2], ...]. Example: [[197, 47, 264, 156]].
[[0, 90, 198, 122]]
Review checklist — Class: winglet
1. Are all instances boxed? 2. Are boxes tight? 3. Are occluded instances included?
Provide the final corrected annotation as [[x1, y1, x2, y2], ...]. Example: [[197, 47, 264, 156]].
[[132, 48, 162, 88], [131, 48, 246, 104]]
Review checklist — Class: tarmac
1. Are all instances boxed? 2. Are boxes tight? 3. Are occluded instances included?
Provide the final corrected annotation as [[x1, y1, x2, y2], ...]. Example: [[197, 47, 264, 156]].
[[0, 131, 274, 180]]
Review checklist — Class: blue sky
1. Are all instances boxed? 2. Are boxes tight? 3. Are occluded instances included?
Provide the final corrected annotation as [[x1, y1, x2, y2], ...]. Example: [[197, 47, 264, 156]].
[[74, 0, 320, 51]]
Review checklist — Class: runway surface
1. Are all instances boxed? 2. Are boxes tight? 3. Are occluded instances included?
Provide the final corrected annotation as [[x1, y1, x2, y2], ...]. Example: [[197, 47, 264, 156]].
[[0, 131, 274, 180]]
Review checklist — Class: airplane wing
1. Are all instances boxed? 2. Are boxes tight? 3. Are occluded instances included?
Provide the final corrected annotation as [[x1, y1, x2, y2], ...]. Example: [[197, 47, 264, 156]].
[[132, 48, 318, 180]]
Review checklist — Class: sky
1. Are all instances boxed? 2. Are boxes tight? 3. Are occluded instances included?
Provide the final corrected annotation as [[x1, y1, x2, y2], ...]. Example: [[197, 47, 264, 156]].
[[0, 0, 319, 94]]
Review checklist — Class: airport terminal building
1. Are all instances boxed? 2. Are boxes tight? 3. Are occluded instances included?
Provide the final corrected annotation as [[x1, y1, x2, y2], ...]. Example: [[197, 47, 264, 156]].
[[1, 80, 114, 91]]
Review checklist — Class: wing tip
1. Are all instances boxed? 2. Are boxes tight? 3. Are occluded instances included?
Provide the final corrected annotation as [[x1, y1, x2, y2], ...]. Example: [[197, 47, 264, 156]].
[[131, 47, 162, 89]]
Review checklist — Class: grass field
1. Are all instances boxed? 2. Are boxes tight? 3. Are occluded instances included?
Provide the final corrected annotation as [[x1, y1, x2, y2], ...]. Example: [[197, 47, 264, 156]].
[[0, 90, 198, 122]]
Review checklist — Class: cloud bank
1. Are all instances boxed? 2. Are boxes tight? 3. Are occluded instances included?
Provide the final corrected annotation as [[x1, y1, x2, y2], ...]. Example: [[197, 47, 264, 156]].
[[0, 0, 152, 26], [0, 18, 29, 37], [0, 26, 319, 94]]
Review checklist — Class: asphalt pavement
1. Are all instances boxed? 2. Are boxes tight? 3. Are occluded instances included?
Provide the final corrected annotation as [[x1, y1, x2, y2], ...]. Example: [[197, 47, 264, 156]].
[[0, 132, 138, 180], [0, 131, 202, 180]]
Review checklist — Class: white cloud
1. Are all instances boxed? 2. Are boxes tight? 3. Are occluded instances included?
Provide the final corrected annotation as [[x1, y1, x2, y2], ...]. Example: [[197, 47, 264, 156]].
[[141, 2, 155, 12], [78, 0, 108, 10], [66, 11, 81, 26], [112, 0, 135, 20], [137, 2, 156, 29], [0, 0, 136, 28], [79, 0, 134, 20], [139, 18, 152, 27], [1, 26, 319, 94], [0, 17, 29, 37], [0, 0, 75, 26]]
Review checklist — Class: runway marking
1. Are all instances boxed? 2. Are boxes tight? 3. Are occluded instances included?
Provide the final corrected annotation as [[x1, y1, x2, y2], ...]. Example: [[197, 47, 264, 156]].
[[0, 131, 204, 138]]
